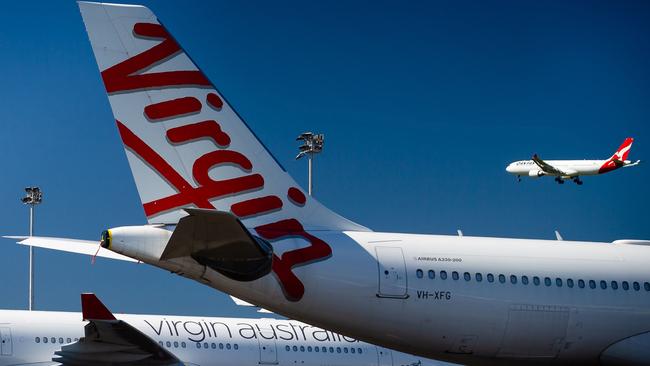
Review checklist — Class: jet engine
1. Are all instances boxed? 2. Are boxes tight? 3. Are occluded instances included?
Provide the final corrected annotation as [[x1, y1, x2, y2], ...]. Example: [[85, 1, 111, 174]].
[[528, 170, 545, 178]]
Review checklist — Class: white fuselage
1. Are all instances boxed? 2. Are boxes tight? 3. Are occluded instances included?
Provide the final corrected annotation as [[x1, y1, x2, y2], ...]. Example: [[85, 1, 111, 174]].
[[108, 230, 650, 365], [506, 160, 605, 178], [0, 310, 449, 366]]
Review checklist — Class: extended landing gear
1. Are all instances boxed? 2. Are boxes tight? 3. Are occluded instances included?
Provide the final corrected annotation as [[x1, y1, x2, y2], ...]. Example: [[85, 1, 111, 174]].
[[517, 175, 521, 182], [555, 177, 564, 184], [573, 177, 583, 185]]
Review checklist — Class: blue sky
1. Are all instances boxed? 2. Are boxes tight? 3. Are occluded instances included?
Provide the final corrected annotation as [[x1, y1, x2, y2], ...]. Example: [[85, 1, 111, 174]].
[[0, 0, 648, 316]]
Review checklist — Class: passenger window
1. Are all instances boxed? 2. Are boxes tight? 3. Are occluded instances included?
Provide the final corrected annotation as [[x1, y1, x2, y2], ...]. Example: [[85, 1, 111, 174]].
[[428, 270, 435, 279], [159, 341, 163, 347], [544, 277, 551, 287], [59, 338, 64, 344], [440, 271, 448, 280], [600, 281, 607, 290], [51, 337, 56, 344], [293, 346, 298, 352], [611, 281, 618, 290], [589, 280, 596, 289], [464, 272, 471, 281], [567, 279, 574, 288], [633, 282, 640, 291], [329, 347, 334, 353], [358, 348, 363, 354], [286, 345, 290, 351], [487, 273, 494, 283], [315, 346, 320, 352], [337, 347, 341, 353], [556, 278, 562, 287], [498, 274, 506, 284], [510, 275, 517, 284], [66, 338, 71, 343], [220, 343, 225, 350], [174, 341, 179, 348], [623, 281, 630, 290], [300, 346, 305, 352], [475, 273, 483, 282], [344, 347, 349, 353], [522, 276, 529, 285], [43, 337, 48, 344], [323, 346, 327, 352], [452, 271, 459, 280], [351, 347, 355, 354], [204, 343, 209, 349], [416, 269, 423, 279], [234, 344, 239, 350], [533, 276, 540, 286], [645, 282, 650, 291], [308, 346, 312, 352], [168, 341, 173, 348], [35, 337, 40, 343], [226, 343, 231, 350], [211, 343, 216, 349], [578, 279, 585, 288], [182, 342, 187, 348]]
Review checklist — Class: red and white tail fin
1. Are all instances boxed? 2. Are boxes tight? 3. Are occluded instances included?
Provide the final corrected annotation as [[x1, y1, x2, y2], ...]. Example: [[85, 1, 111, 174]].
[[609, 137, 634, 161], [78, 2, 367, 232]]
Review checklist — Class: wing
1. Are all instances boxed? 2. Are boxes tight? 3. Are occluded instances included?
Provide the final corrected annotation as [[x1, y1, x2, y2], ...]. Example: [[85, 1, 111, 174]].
[[3, 236, 138, 262], [53, 294, 181, 366], [532, 154, 565, 175]]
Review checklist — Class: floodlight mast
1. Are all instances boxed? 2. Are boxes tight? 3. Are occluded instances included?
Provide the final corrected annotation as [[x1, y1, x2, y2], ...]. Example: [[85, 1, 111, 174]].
[[296, 132, 324, 196], [22, 186, 42, 311]]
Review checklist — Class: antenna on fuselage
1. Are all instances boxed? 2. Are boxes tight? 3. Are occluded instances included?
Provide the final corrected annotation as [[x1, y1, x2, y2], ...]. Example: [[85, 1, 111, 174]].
[[554, 230, 563, 241], [457, 229, 463, 237]]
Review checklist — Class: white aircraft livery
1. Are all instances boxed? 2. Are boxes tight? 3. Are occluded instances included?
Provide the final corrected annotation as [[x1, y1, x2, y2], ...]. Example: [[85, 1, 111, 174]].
[[12, 2, 650, 366], [506, 138, 641, 184], [0, 294, 449, 366]]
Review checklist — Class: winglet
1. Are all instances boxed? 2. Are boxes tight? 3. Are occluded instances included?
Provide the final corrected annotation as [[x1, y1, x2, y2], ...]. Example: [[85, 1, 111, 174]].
[[81, 293, 116, 321]]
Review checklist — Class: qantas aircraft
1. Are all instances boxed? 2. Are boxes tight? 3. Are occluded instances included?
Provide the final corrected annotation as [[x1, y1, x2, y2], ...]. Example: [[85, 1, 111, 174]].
[[10, 2, 650, 365], [0, 293, 447, 366], [505, 138, 641, 185]]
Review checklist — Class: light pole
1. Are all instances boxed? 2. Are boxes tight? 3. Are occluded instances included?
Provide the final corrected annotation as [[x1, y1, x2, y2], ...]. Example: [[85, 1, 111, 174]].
[[21, 186, 42, 311], [296, 132, 324, 196]]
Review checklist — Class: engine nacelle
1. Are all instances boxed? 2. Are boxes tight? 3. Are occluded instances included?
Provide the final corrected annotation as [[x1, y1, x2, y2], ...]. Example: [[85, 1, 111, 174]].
[[528, 169, 545, 178], [101, 225, 172, 263]]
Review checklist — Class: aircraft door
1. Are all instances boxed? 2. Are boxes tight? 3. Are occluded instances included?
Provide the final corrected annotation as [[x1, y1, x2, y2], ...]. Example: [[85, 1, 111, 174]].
[[376, 246, 408, 298], [0, 327, 12, 356], [376, 346, 393, 366], [257, 330, 278, 364]]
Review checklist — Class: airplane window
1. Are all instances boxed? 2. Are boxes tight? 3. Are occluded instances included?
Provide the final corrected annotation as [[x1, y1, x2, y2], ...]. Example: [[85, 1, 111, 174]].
[[182, 342, 186, 349], [452, 271, 459, 280], [600, 281, 607, 290], [567, 279, 574, 288], [589, 280, 596, 289], [219, 343, 224, 350], [74, 338, 79, 342], [329, 347, 334, 353], [544, 277, 551, 287], [440, 271, 448, 280], [300, 346, 305, 352], [226, 343, 231, 350], [633, 282, 640, 291], [166, 341, 172, 348], [498, 274, 506, 284], [211, 343, 216, 349], [308, 346, 312, 352], [293, 346, 298, 352], [51, 337, 56, 344], [510, 275, 517, 284], [611, 281, 618, 290], [204, 342, 209, 349], [645, 282, 650, 291], [315, 346, 319, 352], [578, 279, 585, 288], [337, 347, 342, 353], [344, 347, 349, 353], [43, 337, 48, 344], [623, 281, 630, 290], [322, 346, 327, 352], [556, 278, 562, 287], [59, 337, 64, 344], [464, 272, 471, 281], [533, 276, 540, 286], [358, 348, 363, 354], [159, 341, 163, 347], [196, 342, 201, 349], [522, 276, 528, 285], [351, 347, 356, 354], [172, 341, 177, 348], [66, 338, 71, 343], [234, 344, 239, 350], [35, 337, 40, 343], [476, 273, 483, 282], [286, 345, 290, 352], [487, 273, 494, 283], [416, 269, 423, 279], [428, 270, 435, 279]]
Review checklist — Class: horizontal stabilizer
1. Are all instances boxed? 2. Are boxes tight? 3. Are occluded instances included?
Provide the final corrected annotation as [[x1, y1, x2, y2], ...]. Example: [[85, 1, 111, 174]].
[[162, 208, 273, 281], [4, 236, 138, 262]]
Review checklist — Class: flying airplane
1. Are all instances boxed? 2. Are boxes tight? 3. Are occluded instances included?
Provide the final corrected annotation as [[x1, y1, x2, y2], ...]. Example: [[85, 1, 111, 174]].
[[10, 2, 650, 365], [0, 293, 448, 366], [505, 138, 641, 184]]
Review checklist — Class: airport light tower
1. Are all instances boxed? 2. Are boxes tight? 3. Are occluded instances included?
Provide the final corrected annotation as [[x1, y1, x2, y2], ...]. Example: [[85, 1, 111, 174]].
[[296, 132, 324, 196], [21, 186, 42, 311]]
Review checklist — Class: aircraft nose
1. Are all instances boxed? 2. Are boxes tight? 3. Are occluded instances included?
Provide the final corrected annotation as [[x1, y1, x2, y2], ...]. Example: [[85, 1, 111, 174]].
[[506, 164, 514, 173]]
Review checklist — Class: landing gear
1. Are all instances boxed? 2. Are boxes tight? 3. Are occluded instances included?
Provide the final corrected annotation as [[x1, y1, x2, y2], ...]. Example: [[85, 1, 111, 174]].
[[555, 177, 564, 184], [573, 177, 583, 185], [517, 175, 521, 182]]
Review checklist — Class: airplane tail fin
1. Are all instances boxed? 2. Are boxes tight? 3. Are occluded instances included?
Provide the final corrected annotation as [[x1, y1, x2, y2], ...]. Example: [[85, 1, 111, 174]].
[[77, 2, 368, 232], [609, 137, 634, 162]]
